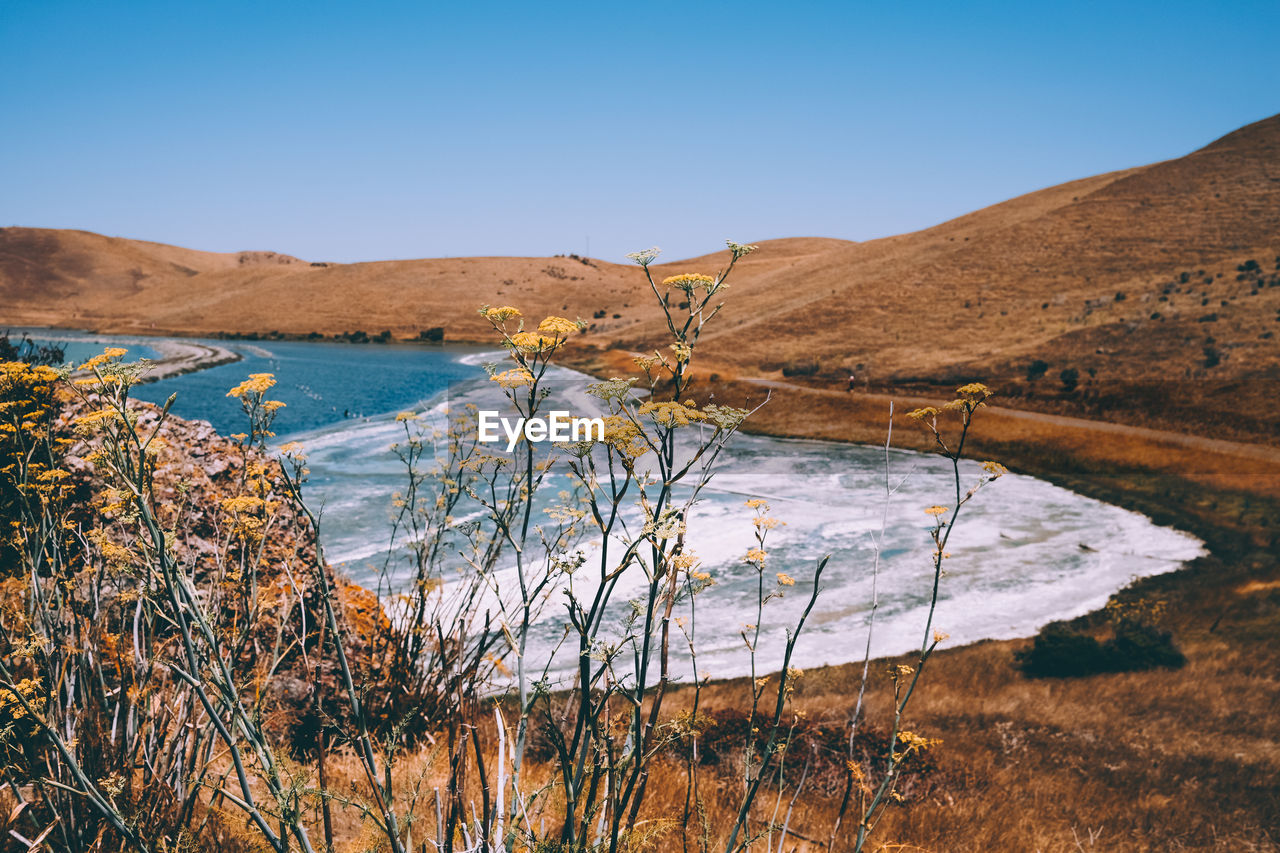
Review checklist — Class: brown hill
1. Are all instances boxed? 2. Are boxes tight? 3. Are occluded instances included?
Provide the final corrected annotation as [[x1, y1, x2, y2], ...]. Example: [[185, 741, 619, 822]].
[[2, 114, 1278, 440]]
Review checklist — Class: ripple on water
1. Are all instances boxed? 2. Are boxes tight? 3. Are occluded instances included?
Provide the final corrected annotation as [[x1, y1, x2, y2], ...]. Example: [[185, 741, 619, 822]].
[[299, 405, 1203, 684]]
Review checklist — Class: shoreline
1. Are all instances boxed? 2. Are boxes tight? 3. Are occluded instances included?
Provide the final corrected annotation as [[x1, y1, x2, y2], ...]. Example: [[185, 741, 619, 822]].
[[7, 325, 243, 382], [143, 339, 242, 381], [24, 324, 1279, 647]]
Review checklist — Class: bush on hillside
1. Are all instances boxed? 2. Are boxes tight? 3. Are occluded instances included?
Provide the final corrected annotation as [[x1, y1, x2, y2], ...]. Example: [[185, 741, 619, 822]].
[[781, 359, 820, 377], [1017, 618, 1185, 678]]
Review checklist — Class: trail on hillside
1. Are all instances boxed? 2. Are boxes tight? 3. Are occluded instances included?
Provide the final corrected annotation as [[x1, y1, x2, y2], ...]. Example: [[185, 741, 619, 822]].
[[744, 377, 1280, 465]]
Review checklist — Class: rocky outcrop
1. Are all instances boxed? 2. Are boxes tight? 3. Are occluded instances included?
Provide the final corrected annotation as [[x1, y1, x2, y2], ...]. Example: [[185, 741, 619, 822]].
[[55, 393, 395, 749]]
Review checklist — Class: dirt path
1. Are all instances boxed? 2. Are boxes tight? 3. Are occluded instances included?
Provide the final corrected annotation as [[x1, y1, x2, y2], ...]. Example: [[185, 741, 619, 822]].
[[744, 377, 1280, 465]]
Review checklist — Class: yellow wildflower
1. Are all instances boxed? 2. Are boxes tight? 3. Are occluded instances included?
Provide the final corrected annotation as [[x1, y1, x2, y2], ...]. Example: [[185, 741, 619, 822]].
[[981, 460, 1008, 478], [0, 678, 45, 723], [222, 495, 268, 514], [507, 331, 558, 353], [636, 400, 705, 427], [776, 573, 795, 586], [956, 382, 993, 402], [744, 548, 767, 565], [633, 353, 665, 372], [924, 505, 948, 517], [537, 316, 580, 337], [490, 367, 535, 388], [672, 552, 700, 570], [601, 415, 648, 458], [75, 409, 120, 428], [78, 347, 128, 370], [482, 306, 523, 322], [893, 730, 940, 761], [227, 373, 277, 398]]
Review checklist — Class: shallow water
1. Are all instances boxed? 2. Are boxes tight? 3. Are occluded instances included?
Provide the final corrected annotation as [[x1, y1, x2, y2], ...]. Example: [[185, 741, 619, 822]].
[[25, 329, 1204, 681], [284, 353, 1204, 683]]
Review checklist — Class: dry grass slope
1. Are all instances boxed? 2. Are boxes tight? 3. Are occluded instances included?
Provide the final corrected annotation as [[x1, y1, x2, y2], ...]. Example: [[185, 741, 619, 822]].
[[3, 116, 1276, 422]]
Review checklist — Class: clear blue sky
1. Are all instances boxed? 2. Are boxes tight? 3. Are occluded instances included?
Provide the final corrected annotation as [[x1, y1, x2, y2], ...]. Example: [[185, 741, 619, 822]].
[[2, 1, 1277, 263]]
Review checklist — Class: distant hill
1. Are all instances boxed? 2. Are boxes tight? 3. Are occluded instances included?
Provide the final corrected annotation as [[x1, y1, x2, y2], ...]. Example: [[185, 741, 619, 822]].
[[3, 114, 1278, 440]]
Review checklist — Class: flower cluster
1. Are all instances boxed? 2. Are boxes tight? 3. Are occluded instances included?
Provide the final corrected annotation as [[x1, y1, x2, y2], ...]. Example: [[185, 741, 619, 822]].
[[624, 247, 661, 266], [537, 316, 582, 337], [507, 331, 559, 353], [586, 377, 636, 403], [702, 403, 750, 431], [482, 305, 523, 323], [78, 347, 128, 371], [662, 273, 717, 294], [636, 400, 705, 427], [226, 373, 278, 399], [490, 367, 535, 388], [600, 415, 648, 458], [893, 730, 940, 762]]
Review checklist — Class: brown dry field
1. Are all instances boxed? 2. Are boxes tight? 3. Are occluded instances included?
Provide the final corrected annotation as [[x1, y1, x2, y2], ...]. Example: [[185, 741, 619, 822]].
[[3, 114, 1279, 849]]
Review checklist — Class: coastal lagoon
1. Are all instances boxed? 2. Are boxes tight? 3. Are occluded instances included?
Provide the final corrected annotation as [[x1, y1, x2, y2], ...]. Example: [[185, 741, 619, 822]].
[[26, 329, 1204, 680]]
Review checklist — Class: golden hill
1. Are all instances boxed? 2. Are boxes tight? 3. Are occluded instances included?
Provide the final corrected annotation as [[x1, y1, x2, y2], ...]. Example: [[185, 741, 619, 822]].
[[3, 114, 1278, 440]]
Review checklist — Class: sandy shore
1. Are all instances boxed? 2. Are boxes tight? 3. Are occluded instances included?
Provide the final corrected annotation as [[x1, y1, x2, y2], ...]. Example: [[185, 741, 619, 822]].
[[19, 329, 243, 382], [142, 339, 241, 381]]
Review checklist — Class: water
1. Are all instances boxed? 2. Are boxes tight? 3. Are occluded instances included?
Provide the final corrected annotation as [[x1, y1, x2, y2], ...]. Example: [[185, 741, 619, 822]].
[[297, 381, 1202, 683], [12, 327, 491, 435], [131, 339, 495, 435], [4, 328, 162, 366], [23, 328, 1204, 681]]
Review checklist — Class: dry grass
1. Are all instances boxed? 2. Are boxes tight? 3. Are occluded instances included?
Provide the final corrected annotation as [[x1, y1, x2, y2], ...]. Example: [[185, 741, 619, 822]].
[[205, 611, 1276, 852]]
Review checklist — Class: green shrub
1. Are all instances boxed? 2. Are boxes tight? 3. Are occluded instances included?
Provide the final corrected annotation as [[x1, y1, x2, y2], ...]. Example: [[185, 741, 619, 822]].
[[0, 331, 64, 366], [1015, 623, 1111, 678], [1016, 620, 1185, 678], [1109, 622, 1187, 670]]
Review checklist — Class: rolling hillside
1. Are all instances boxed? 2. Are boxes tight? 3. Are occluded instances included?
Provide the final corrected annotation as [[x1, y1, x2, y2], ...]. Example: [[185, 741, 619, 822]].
[[3, 114, 1278, 440]]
